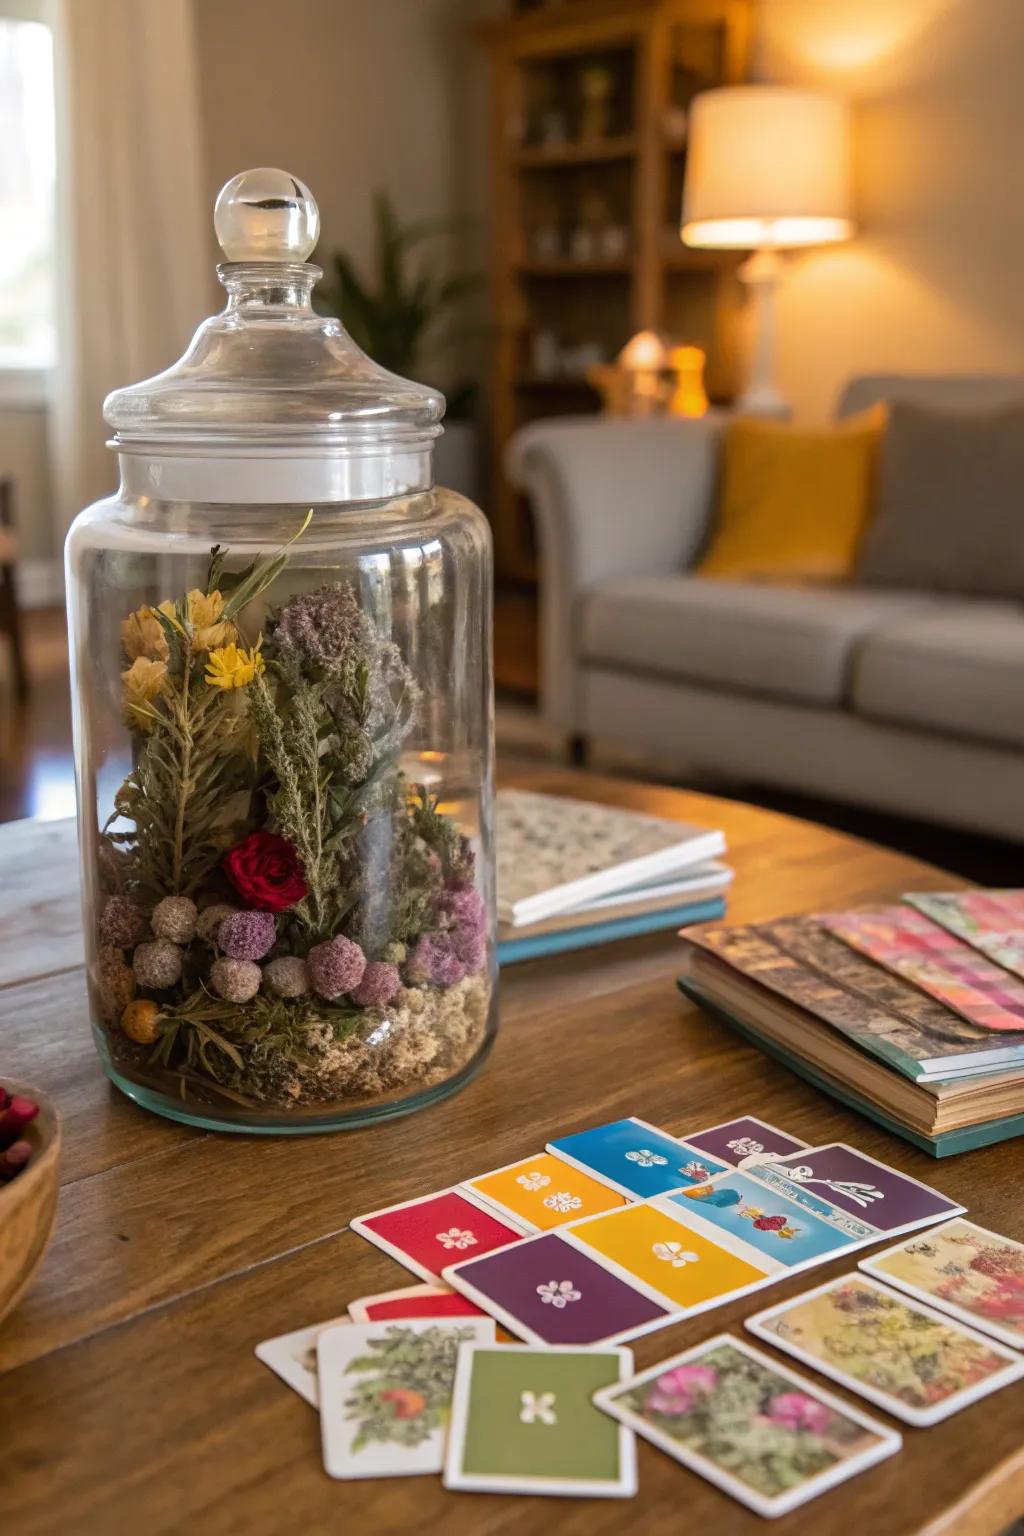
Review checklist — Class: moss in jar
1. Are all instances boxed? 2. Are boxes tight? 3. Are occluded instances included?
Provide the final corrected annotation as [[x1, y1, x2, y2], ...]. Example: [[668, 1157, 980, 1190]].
[[93, 532, 490, 1111]]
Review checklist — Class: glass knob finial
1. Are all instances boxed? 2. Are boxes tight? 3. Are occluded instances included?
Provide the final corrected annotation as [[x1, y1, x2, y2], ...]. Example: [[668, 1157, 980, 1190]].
[[214, 168, 320, 263]]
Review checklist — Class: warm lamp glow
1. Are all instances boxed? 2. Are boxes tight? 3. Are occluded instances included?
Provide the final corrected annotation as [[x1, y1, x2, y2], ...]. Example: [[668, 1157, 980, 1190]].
[[619, 329, 668, 371], [682, 86, 854, 251]]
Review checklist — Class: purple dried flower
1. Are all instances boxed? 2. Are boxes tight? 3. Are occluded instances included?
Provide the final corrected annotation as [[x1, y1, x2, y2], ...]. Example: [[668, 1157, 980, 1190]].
[[218, 910, 276, 961], [307, 935, 367, 1000], [452, 926, 486, 971], [274, 583, 371, 670], [406, 933, 466, 990], [99, 895, 147, 948], [349, 960, 401, 1008], [441, 884, 486, 933]]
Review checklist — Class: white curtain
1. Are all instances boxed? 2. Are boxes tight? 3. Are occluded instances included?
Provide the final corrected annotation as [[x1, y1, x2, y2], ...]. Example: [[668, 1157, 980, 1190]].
[[49, 0, 210, 538]]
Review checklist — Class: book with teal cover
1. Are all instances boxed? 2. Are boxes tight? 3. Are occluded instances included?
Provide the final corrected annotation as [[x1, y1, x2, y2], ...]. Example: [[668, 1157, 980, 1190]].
[[497, 897, 726, 966], [677, 977, 1024, 1158]]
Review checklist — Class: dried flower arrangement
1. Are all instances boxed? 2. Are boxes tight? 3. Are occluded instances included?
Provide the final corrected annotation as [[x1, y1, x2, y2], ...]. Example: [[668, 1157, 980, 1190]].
[[92, 532, 491, 1115]]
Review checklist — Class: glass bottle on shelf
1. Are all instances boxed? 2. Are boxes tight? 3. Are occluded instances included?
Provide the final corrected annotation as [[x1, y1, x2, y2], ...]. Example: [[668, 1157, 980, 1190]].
[[65, 169, 495, 1133]]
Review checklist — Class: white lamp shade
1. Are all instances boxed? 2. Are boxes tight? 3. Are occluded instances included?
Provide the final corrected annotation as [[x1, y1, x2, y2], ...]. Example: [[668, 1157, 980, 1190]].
[[682, 86, 854, 249]]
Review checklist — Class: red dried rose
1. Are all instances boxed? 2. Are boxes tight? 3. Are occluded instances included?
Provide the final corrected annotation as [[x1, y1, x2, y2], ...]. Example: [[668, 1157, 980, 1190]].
[[223, 832, 308, 913]]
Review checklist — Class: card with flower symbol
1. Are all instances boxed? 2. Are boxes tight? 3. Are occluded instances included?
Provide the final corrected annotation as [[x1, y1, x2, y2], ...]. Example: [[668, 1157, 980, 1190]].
[[684, 1115, 808, 1167], [443, 1343, 637, 1497], [561, 1200, 774, 1312], [859, 1218, 1024, 1351], [462, 1151, 631, 1232], [654, 1171, 872, 1274], [317, 1316, 496, 1479], [744, 1144, 964, 1236], [746, 1273, 1024, 1426], [547, 1116, 729, 1198], [443, 1230, 672, 1346], [255, 1315, 350, 1407], [348, 1283, 487, 1324], [351, 1188, 526, 1283], [593, 1333, 900, 1518]]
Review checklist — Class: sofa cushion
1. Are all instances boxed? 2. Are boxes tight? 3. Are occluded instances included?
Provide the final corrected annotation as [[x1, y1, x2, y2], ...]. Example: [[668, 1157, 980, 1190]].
[[578, 576, 938, 706], [853, 607, 1024, 748], [855, 399, 1024, 598]]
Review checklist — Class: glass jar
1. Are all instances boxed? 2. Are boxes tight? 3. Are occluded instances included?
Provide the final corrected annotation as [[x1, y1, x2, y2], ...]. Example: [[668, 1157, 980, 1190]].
[[65, 170, 495, 1133]]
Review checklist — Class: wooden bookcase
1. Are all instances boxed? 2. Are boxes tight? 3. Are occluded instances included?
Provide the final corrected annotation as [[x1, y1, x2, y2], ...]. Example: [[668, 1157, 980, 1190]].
[[481, 0, 753, 586]]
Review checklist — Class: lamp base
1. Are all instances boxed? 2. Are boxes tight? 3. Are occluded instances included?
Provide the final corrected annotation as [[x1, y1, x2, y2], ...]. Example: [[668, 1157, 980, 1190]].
[[737, 248, 790, 419]]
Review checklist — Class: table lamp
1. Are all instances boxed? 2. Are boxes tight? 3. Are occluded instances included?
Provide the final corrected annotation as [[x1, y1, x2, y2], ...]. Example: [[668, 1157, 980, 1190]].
[[682, 85, 854, 417]]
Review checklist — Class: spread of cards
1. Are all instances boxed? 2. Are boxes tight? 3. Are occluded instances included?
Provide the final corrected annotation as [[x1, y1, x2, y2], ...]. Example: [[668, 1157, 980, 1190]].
[[256, 1113, 1024, 1516]]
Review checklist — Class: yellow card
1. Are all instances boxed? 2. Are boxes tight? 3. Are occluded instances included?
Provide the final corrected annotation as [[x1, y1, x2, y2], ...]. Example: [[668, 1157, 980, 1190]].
[[566, 1202, 771, 1309], [463, 1152, 629, 1231]]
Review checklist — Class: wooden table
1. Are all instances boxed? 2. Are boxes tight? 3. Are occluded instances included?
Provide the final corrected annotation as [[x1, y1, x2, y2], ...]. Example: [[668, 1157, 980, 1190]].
[[2, 772, 1022, 1536]]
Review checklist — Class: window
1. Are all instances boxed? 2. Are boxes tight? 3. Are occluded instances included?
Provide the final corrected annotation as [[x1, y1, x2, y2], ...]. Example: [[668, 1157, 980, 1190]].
[[0, 12, 55, 370]]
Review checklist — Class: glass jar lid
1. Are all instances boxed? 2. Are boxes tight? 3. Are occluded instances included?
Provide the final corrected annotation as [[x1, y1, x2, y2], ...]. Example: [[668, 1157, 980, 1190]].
[[105, 170, 446, 503]]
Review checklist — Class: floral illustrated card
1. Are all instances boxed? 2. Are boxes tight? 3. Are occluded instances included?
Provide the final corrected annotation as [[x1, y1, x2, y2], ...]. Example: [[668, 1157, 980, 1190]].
[[317, 1317, 495, 1479], [593, 1334, 899, 1518], [443, 1344, 637, 1498], [859, 1218, 1024, 1351], [255, 1315, 349, 1408], [746, 1273, 1024, 1427]]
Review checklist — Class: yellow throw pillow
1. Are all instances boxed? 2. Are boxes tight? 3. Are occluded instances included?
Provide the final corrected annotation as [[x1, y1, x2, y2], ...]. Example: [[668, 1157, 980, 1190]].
[[697, 406, 886, 581]]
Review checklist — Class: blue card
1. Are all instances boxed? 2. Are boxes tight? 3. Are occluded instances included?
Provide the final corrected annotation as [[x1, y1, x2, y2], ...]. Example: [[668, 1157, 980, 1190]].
[[656, 1172, 866, 1270], [547, 1117, 729, 1198]]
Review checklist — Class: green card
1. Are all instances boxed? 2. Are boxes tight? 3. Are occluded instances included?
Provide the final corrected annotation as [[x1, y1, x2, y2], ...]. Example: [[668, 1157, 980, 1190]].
[[443, 1343, 636, 1497]]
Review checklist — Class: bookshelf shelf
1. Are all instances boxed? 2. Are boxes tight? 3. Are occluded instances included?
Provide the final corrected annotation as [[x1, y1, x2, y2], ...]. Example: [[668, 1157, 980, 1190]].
[[481, 0, 753, 599]]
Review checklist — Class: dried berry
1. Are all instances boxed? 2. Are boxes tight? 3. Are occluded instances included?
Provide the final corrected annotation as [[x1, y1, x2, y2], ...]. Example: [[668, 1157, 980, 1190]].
[[307, 935, 367, 1000], [121, 998, 162, 1045], [132, 939, 183, 990], [196, 902, 239, 944], [349, 960, 401, 1008], [151, 895, 198, 943], [210, 957, 262, 1003], [99, 894, 147, 948], [263, 956, 310, 998]]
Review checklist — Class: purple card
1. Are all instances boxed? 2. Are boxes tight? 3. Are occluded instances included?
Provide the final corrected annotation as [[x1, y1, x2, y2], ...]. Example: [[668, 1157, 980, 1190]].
[[685, 1117, 808, 1166], [748, 1144, 964, 1235], [443, 1231, 671, 1346]]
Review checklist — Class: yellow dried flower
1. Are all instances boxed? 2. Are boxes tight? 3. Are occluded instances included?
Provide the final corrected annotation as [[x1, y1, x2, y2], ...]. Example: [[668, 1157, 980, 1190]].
[[121, 605, 169, 662], [205, 640, 265, 690], [158, 588, 235, 652], [122, 655, 168, 730]]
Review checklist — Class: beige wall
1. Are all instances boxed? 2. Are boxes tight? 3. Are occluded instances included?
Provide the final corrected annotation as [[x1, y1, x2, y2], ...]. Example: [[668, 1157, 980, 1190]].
[[194, 0, 493, 388], [754, 0, 1024, 420]]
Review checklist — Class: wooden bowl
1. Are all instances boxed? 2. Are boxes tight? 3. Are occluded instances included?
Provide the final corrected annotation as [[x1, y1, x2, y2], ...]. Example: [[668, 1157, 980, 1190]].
[[0, 1082, 60, 1327]]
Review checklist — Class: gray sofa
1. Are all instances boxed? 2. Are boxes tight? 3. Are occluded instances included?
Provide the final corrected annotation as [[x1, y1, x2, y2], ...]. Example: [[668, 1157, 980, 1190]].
[[507, 375, 1024, 842]]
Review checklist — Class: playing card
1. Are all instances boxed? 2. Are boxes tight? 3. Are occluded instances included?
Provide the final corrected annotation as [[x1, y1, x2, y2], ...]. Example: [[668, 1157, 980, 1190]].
[[684, 1115, 808, 1166], [745, 1144, 964, 1235], [594, 1333, 900, 1518], [747, 1273, 1024, 1427], [317, 1316, 496, 1479], [859, 1218, 1024, 1351], [351, 1187, 525, 1282], [463, 1150, 630, 1231], [656, 1170, 869, 1272], [255, 1315, 349, 1407], [443, 1343, 637, 1498], [547, 1116, 729, 1198], [444, 1230, 672, 1346], [348, 1283, 486, 1323]]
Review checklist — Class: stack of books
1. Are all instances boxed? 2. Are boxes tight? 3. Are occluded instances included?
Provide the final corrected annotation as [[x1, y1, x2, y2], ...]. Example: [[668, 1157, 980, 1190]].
[[496, 789, 731, 965], [678, 890, 1024, 1157]]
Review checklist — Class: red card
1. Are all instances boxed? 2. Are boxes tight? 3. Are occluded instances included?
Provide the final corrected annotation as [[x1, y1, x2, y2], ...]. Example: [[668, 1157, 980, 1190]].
[[362, 1293, 485, 1321], [352, 1189, 524, 1282]]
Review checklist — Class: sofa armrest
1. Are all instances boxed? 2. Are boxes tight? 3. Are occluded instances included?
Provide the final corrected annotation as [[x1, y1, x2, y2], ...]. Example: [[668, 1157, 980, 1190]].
[[505, 415, 721, 731]]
